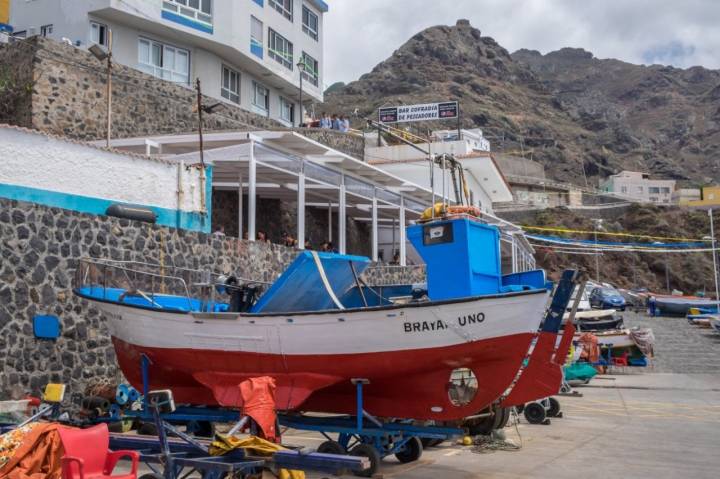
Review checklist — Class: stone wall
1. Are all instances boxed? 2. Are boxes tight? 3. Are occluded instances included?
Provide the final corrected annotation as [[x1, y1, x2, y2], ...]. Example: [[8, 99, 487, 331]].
[[0, 37, 367, 161], [0, 39, 34, 128], [0, 197, 423, 403], [294, 128, 366, 161]]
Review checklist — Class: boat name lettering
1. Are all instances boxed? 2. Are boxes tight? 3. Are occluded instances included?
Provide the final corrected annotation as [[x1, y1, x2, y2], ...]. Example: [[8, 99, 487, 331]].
[[403, 312, 485, 333], [457, 312, 485, 326]]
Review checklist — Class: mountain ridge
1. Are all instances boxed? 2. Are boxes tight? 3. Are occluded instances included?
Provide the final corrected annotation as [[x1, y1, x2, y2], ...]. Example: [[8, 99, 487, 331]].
[[322, 20, 720, 187]]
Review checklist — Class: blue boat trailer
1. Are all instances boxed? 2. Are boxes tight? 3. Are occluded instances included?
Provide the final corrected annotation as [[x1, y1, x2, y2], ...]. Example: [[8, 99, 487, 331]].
[[108, 390, 369, 479], [103, 357, 463, 477]]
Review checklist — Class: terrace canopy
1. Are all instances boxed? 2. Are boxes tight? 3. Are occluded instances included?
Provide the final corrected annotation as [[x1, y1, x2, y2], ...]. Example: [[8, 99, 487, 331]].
[[101, 130, 448, 265]]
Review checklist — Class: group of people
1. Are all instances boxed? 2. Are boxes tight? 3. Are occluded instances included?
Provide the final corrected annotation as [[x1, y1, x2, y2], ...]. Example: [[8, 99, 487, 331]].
[[317, 112, 351, 132]]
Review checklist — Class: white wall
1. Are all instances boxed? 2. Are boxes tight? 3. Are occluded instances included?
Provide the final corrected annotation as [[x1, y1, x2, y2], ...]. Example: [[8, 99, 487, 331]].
[[0, 127, 204, 214]]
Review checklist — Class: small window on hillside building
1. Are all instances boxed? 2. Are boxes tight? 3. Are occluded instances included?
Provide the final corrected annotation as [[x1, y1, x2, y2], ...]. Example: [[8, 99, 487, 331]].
[[40, 24, 53, 37], [90, 21, 108, 46], [221, 65, 240, 104]]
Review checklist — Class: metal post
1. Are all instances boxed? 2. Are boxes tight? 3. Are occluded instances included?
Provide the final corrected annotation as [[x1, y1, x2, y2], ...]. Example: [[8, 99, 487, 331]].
[[297, 164, 305, 249], [106, 29, 113, 148], [238, 170, 243, 238], [371, 194, 378, 262], [399, 196, 406, 266], [429, 139, 435, 217], [594, 228, 600, 282], [710, 209, 720, 314], [456, 101, 461, 141], [248, 140, 256, 241], [328, 202, 332, 242], [141, 354, 151, 412], [339, 179, 346, 254], [665, 253, 670, 293]]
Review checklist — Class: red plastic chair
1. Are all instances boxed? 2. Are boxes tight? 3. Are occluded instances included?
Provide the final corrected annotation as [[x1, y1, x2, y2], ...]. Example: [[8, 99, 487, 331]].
[[612, 351, 629, 367], [59, 424, 139, 479]]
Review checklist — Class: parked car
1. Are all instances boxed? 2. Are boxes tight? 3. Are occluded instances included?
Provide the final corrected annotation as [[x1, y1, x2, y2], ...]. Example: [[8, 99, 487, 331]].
[[589, 287, 626, 311]]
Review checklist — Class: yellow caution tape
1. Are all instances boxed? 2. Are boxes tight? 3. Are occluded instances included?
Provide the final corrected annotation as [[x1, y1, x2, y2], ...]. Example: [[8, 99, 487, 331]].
[[521, 225, 711, 242]]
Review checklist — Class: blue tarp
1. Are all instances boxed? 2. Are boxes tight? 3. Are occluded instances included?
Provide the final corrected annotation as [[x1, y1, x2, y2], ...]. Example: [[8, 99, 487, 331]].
[[251, 251, 371, 313]]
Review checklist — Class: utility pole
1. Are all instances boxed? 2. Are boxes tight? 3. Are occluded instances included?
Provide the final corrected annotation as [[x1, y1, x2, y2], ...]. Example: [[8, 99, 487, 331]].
[[593, 218, 603, 282], [710, 209, 720, 314], [106, 29, 113, 148], [195, 78, 207, 212]]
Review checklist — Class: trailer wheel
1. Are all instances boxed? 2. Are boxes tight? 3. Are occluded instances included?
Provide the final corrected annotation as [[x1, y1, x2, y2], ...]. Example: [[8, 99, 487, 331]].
[[523, 402, 547, 425], [139, 474, 164, 479], [137, 421, 158, 436], [187, 420, 215, 438], [350, 444, 381, 477], [494, 408, 510, 429], [395, 436, 423, 464], [317, 440, 346, 455], [465, 410, 495, 436], [547, 397, 561, 418]]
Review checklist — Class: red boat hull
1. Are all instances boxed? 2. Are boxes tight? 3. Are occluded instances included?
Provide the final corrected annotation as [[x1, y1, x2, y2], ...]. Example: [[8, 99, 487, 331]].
[[501, 322, 576, 407], [113, 331, 535, 420]]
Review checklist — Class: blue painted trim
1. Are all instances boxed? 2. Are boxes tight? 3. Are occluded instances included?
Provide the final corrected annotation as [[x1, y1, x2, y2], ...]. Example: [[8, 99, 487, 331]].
[[0, 179, 211, 233], [161, 10, 213, 34], [308, 0, 329, 12], [0, 23, 13, 33], [252, 0, 264, 6], [250, 42, 263, 59]]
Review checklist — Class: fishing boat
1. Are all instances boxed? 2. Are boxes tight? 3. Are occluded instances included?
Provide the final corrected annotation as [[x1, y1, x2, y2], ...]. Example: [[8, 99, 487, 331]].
[[74, 215, 550, 421], [652, 294, 719, 316], [565, 309, 624, 331], [575, 329, 635, 349]]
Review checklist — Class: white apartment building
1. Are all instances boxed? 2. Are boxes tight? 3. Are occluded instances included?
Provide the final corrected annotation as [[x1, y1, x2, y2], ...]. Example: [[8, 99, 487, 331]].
[[600, 170, 675, 204], [9, 0, 326, 126]]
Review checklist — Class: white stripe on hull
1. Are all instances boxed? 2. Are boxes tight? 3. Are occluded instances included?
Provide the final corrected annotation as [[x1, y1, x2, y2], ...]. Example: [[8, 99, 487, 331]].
[[99, 291, 549, 356]]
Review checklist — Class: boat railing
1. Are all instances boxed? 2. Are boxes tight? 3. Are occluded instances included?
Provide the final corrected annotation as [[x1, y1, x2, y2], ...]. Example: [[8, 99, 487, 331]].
[[74, 258, 272, 310], [74, 258, 197, 309]]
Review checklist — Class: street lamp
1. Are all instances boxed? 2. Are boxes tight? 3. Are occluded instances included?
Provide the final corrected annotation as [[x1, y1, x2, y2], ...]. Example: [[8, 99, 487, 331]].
[[296, 59, 306, 127], [89, 30, 113, 148]]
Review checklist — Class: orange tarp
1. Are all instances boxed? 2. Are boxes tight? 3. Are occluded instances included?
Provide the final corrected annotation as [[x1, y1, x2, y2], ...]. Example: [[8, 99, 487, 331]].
[[0, 423, 65, 479]]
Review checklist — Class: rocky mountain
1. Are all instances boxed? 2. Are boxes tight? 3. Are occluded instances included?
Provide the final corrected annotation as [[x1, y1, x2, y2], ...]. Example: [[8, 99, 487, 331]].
[[323, 19, 720, 186]]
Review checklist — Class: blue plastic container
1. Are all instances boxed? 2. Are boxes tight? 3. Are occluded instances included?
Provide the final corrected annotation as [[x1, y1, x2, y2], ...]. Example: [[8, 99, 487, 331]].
[[407, 218, 501, 301]]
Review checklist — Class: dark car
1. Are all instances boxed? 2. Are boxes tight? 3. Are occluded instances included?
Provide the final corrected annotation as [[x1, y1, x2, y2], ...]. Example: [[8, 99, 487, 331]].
[[589, 287, 626, 311]]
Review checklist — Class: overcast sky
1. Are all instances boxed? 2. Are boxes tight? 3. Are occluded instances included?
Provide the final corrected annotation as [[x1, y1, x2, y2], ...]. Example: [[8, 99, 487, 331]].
[[323, 0, 720, 87]]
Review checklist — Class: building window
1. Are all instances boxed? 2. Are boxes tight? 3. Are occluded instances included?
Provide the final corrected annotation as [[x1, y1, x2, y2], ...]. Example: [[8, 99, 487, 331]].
[[221, 65, 240, 104], [661, 187, 670, 194], [269, 0, 293, 21], [637, 186, 644, 193], [252, 81, 269, 113], [302, 6, 318, 40], [649, 187, 660, 194], [268, 29, 293, 69], [163, 0, 213, 26], [138, 38, 190, 84], [300, 52, 318, 86], [40, 24, 53, 37], [90, 21, 108, 47], [620, 186, 627, 194], [250, 16, 263, 59], [280, 97, 294, 124]]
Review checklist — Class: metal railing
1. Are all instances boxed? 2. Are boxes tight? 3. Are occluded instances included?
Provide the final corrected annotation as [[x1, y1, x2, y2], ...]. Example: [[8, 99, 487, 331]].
[[74, 258, 272, 311]]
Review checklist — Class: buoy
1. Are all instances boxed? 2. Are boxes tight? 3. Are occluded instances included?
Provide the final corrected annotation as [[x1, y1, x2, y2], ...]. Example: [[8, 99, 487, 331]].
[[462, 436, 473, 446]]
